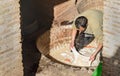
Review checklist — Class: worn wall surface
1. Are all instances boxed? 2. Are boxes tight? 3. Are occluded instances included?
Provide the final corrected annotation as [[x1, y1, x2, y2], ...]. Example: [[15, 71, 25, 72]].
[[53, 0, 78, 27], [0, 0, 23, 76], [102, 0, 120, 76]]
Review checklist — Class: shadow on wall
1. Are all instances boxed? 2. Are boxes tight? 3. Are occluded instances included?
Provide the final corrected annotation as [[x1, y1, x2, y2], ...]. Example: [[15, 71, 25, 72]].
[[20, 0, 68, 76], [102, 47, 120, 76]]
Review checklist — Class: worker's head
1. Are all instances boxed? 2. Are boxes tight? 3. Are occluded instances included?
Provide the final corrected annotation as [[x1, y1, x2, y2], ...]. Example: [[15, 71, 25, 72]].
[[75, 16, 88, 32]]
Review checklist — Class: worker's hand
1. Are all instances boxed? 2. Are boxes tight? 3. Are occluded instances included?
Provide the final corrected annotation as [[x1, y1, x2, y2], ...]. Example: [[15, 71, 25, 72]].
[[89, 53, 97, 62], [70, 41, 74, 50]]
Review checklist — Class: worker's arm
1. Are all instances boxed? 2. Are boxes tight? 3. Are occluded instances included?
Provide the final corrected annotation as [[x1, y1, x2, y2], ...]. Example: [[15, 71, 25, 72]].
[[70, 29, 77, 49], [90, 43, 103, 61], [89, 23, 103, 61]]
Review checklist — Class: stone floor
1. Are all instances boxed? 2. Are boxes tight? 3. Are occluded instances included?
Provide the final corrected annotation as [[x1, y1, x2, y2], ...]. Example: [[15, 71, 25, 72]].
[[36, 55, 93, 76]]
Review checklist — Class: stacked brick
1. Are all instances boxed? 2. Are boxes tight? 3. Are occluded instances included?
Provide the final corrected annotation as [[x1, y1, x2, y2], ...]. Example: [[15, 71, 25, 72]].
[[102, 0, 120, 75], [53, 0, 78, 27], [0, 0, 23, 76]]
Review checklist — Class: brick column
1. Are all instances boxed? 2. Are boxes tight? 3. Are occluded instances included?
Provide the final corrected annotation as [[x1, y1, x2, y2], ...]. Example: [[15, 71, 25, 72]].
[[0, 0, 23, 76], [102, 0, 120, 75]]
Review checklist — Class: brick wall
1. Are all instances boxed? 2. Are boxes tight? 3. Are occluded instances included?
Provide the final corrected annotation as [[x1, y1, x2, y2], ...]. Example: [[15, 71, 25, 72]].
[[102, 0, 120, 75], [53, 0, 78, 27], [0, 0, 23, 76], [53, 0, 104, 27]]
